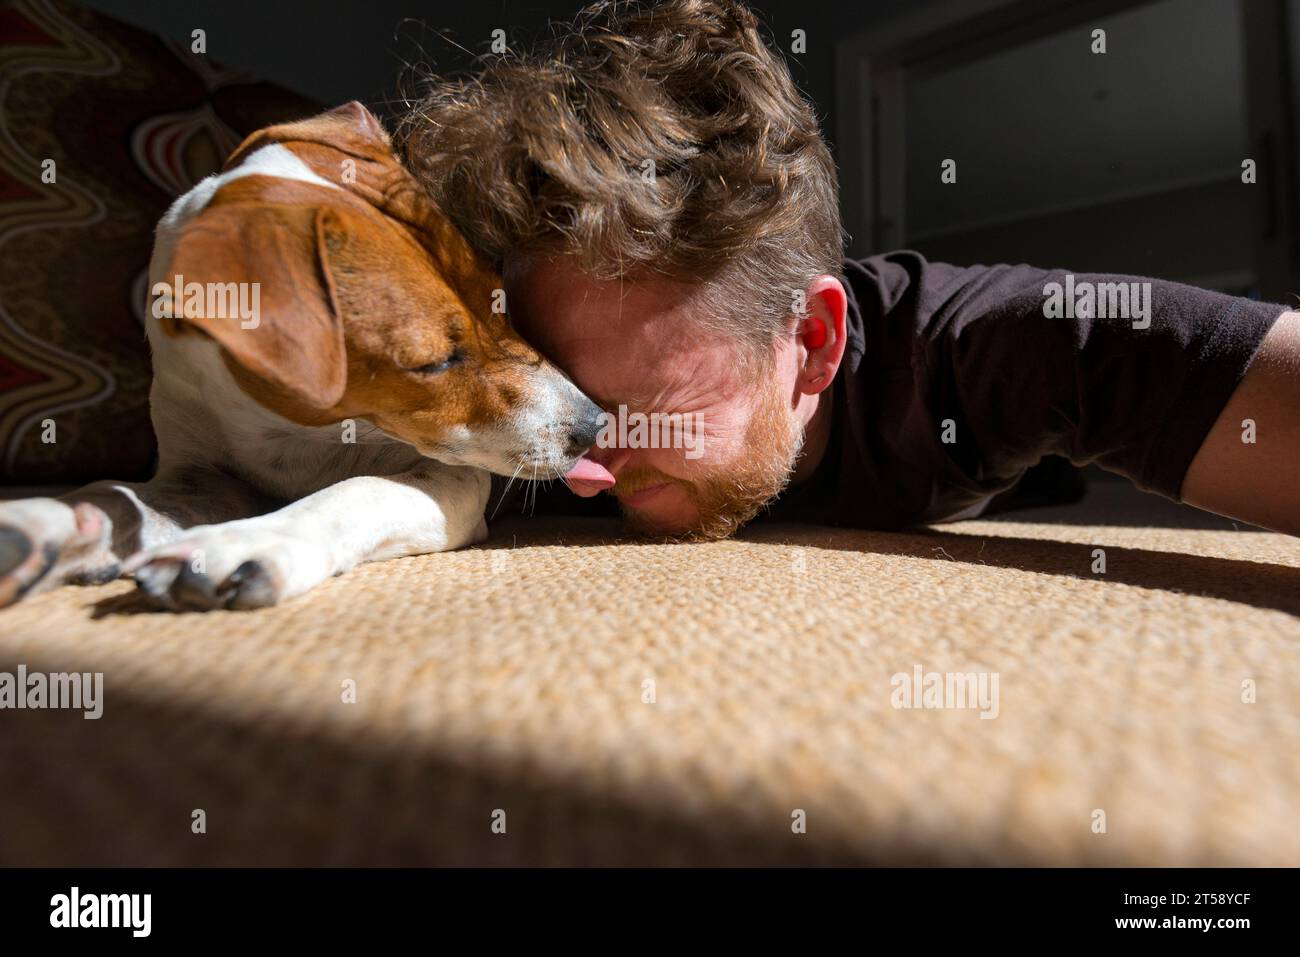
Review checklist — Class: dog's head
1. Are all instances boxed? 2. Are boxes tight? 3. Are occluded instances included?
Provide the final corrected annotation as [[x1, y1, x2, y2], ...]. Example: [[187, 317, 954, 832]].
[[151, 101, 602, 477]]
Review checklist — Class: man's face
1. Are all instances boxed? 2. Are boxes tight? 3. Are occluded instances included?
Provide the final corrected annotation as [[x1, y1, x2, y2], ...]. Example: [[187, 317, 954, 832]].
[[507, 257, 807, 539]]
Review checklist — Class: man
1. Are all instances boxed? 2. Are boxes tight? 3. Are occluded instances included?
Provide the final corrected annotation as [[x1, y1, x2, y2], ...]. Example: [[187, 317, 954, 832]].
[[401, 0, 1298, 540]]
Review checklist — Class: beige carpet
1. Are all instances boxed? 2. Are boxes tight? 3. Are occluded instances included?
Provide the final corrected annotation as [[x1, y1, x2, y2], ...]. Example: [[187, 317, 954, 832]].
[[1, 482, 1297, 865]]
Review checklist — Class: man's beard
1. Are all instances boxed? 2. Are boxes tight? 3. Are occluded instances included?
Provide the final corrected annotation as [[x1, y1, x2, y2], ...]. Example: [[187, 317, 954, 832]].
[[611, 376, 804, 542]]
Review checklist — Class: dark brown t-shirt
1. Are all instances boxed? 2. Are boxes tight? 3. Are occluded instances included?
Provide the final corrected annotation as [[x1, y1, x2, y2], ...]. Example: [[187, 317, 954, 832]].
[[523, 251, 1288, 528]]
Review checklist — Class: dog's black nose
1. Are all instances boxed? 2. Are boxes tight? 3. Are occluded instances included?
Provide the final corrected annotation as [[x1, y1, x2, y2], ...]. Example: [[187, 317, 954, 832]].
[[566, 400, 604, 456]]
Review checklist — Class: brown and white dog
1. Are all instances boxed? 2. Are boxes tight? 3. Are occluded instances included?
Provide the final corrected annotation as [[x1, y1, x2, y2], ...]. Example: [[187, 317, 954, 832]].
[[0, 102, 602, 611]]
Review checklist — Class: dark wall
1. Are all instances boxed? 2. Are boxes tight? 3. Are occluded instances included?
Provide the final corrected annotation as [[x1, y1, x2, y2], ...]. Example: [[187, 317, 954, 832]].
[[81, 0, 1290, 294], [80, 0, 930, 144], [81, 0, 536, 113]]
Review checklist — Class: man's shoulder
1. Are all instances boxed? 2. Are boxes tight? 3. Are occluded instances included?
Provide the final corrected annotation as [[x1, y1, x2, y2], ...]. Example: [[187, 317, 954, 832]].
[[840, 250, 1056, 343], [843, 250, 1053, 295]]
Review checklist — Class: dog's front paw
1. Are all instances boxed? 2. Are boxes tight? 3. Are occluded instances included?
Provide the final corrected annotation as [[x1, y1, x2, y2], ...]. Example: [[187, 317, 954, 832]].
[[124, 525, 330, 611], [0, 499, 116, 607]]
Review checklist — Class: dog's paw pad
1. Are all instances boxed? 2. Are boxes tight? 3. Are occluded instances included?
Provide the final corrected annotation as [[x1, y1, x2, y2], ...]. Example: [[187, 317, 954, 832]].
[[134, 558, 242, 612], [130, 537, 294, 612]]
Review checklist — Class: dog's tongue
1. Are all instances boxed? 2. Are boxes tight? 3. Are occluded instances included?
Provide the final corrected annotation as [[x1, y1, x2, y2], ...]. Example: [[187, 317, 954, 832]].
[[564, 456, 615, 497]]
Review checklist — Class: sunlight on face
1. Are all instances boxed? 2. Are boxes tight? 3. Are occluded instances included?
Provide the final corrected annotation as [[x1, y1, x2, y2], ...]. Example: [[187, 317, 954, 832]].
[[507, 257, 805, 539]]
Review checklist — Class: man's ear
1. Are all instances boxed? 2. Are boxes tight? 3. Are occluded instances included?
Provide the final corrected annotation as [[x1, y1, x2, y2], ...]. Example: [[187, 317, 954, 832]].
[[156, 203, 347, 411], [795, 275, 848, 396]]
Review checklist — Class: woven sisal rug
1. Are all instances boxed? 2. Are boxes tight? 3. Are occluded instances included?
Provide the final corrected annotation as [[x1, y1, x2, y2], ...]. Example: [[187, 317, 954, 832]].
[[1, 483, 1296, 865]]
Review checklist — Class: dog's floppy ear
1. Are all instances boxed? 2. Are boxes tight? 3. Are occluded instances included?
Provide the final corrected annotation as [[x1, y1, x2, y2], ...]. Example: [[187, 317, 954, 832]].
[[157, 203, 347, 412], [225, 101, 390, 170]]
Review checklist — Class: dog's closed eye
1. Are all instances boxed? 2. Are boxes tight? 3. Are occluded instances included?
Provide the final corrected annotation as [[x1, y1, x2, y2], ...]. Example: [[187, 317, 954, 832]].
[[409, 348, 465, 375]]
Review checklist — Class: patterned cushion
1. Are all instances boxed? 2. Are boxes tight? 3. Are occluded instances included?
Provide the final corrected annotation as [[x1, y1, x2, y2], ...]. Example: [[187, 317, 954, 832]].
[[0, 0, 319, 483]]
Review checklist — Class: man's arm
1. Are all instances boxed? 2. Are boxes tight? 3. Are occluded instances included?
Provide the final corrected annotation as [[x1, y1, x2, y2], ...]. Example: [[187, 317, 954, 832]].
[[1182, 309, 1300, 534]]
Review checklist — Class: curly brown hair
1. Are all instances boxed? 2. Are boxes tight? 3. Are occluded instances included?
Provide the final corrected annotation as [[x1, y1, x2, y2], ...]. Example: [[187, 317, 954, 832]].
[[398, 0, 843, 352]]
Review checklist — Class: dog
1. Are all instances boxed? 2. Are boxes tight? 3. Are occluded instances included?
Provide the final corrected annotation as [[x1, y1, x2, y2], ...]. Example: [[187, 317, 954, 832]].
[[0, 102, 603, 611]]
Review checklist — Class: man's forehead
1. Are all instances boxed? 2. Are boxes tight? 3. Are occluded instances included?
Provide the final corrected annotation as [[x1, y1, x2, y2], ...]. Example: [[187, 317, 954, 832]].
[[512, 258, 698, 329], [507, 257, 745, 407], [569, 327, 721, 409]]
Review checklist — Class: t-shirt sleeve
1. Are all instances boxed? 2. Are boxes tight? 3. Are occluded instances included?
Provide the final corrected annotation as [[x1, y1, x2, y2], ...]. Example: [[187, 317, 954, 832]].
[[897, 258, 1288, 503]]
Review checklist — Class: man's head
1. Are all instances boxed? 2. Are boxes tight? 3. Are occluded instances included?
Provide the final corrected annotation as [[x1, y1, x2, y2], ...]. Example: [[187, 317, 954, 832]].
[[402, 0, 848, 538]]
